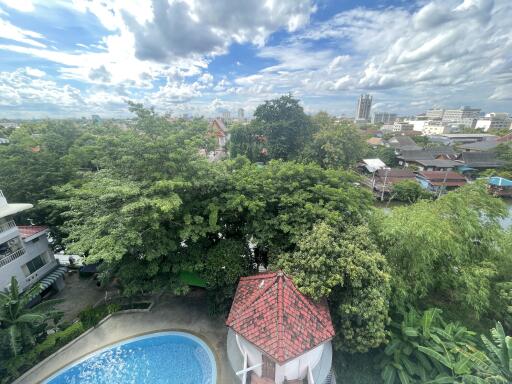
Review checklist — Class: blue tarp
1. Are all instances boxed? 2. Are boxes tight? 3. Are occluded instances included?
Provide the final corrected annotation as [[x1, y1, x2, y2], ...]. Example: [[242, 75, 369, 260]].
[[489, 176, 512, 187]]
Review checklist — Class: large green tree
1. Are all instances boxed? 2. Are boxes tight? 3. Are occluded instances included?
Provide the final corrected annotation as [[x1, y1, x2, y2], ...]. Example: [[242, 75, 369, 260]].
[[277, 222, 390, 353], [229, 95, 315, 161], [374, 183, 511, 320]]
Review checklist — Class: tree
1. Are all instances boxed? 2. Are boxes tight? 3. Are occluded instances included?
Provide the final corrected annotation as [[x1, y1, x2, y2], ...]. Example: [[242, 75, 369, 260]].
[[374, 182, 510, 319], [464, 322, 512, 383], [0, 277, 61, 357], [230, 95, 315, 161], [391, 180, 432, 203], [309, 121, 367, 169], [221, 160, 373, 259], [277, 222, 390, 353]]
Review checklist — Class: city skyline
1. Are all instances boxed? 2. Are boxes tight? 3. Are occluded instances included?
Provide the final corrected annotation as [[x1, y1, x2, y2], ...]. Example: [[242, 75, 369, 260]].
[[0, 0, 511, 118]]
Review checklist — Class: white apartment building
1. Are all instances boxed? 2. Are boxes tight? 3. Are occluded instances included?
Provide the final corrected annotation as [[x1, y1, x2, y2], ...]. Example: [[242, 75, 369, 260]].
[[0, 190, 66, 294], [426, 108, 445, 119], [474, 113, 511, 131], [393, 122, 414, 132], [422, 120, 450, 136], [442, 106, 481, 127]]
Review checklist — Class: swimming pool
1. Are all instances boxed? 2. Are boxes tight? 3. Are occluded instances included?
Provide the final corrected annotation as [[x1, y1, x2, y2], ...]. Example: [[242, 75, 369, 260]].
[[44, 331, 217, 384]]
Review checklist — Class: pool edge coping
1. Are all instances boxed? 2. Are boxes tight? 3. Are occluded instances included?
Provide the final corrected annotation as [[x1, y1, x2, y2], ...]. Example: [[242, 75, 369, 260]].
[[13, 313, 223, 384]]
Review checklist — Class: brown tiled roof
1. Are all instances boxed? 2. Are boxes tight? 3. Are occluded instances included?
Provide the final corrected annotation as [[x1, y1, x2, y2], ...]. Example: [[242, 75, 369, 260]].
[[17, 225, 48, 239], [226, 272, 335, 364], [417, 171, 467, 181]]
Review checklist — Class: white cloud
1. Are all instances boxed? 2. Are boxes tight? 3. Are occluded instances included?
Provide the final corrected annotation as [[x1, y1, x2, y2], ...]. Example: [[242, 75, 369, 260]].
[[0, 17, 46, 47], [0, 0, 34, 12]]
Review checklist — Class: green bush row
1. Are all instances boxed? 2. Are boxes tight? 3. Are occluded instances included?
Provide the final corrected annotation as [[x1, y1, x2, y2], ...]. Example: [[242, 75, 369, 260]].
[[1, 304, 119, 384]]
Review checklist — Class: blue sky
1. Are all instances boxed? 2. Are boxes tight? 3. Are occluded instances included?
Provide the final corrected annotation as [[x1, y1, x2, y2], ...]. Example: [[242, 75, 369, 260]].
[[0, 0, 510, 118]]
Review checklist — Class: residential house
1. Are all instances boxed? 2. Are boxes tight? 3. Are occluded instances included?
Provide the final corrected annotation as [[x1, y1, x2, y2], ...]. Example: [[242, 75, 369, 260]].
[[396, 147, 457, 168], [366, 137, 384, 147], [488, 176, 512, 197], [359, 158, 387, 174], [416, 171, 467, 193], [372, 168, 417, 194], [226, 272, 335, 384], [438, 133, 497, 145], [208, 118, 230, 161], [0, 190, 66, 297], [387, 136, 421, 152], [460, 152, 506, 170]]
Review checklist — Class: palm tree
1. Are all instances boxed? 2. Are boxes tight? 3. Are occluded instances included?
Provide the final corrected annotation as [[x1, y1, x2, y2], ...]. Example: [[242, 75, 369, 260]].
[[0, 276, 62, 357], [464, 322, 512, 383]]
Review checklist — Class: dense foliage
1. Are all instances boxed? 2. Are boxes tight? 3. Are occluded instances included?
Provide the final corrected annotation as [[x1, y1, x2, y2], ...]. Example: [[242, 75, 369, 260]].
[[278, 222, 390, 352], [374, 182, 511, 322], [1, 96, 511, 384], [0, 277, 61, 358]]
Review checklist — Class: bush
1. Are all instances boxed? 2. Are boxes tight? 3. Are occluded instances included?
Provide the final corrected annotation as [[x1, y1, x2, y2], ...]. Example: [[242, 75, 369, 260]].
[[78, 304, 120, 329], [0, 321, 86, 384], [391, 180, 431, 203]]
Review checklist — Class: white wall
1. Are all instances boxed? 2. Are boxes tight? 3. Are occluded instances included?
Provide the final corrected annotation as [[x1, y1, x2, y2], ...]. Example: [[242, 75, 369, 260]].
[[236, 333, 326, 383]]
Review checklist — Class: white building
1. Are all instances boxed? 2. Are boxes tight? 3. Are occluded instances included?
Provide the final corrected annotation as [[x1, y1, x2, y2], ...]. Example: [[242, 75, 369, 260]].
[[354, 94, 373, 123], [0, 190, 66, 294], [442, 106, 481, 127], [422, 120, 451, 136], [393, 122, 414, 132], [426, 108, 445, 119], [226, 272, 335, 384], [474, 113, 511, 131], [371, 112, 397, 124]]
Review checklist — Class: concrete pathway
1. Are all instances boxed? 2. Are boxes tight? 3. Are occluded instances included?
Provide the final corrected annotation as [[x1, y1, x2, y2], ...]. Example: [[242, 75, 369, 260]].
[[17, 294, 238, 384]]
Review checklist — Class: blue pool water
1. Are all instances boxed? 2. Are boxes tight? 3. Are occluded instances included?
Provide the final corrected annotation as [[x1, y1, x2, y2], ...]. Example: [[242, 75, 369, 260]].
[[44, 331, 216, 384]]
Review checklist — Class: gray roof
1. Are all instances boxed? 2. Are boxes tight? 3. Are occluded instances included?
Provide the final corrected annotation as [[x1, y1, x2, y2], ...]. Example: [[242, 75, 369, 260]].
[[388, 136, 421, 150], [398, 147, 457, 161], [413, 159, 462, 168], [458, 140, 498, 152], [461, 152, 506, 168]]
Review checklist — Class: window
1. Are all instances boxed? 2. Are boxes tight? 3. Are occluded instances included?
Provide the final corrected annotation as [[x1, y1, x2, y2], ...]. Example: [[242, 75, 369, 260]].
[[22, 252, 48, 276]]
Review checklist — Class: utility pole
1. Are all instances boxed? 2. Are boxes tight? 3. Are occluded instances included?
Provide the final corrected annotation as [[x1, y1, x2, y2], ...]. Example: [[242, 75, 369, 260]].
[[381, 168, 389, 202], [438, 169, 449, 198]]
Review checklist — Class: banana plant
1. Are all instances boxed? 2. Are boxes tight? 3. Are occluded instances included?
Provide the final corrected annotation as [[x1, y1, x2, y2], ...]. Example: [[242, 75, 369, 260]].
[[380, 308, 478, 384], [462, 322, 512, 383]]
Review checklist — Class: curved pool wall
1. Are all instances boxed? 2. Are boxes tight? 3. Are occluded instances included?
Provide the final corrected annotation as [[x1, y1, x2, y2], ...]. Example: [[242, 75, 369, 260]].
[[43, 331, 217, 384]]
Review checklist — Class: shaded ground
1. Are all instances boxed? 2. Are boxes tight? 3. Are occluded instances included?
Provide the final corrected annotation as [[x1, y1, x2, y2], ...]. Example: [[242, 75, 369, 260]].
[[52, 271, 106, 323], [16, 293, 238, 384]]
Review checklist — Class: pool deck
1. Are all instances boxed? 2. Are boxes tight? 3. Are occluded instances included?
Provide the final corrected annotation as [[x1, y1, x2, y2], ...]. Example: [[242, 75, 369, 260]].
[[16, 293, 239, 384]]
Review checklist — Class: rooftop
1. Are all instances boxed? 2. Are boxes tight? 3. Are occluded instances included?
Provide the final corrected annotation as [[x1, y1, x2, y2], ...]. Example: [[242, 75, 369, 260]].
[[461, 152, 506, 168], [226, 272, 335, 364], [417, 171, 467, 181], [18, 226, 49, 240]]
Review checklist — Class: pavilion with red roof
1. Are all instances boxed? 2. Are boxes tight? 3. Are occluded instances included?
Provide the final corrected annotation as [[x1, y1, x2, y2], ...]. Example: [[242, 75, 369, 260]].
[[226, 271, 335, 384]]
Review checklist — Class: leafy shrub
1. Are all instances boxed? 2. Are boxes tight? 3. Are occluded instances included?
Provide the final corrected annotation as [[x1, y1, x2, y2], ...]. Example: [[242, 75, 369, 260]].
[[78, 304, 120, 329], [391, 180, 431, 203], [380, 308, 478, 384]]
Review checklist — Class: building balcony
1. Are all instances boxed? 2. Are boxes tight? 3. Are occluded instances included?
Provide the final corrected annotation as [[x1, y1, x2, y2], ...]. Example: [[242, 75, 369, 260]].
[[0, 247, 26, 268], [0, 190, 7, 209], [0, 219, 16, 234]]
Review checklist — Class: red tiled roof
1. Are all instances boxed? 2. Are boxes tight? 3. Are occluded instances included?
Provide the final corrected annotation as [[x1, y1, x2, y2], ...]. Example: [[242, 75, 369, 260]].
[[417, 171, 466, 181], [226, 272, 335, 364], [17, 225, 48, 239]]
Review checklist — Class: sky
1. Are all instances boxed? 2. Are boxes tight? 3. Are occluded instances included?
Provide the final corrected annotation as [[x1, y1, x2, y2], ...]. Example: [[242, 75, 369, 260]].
[[0, 0, 511, 118]]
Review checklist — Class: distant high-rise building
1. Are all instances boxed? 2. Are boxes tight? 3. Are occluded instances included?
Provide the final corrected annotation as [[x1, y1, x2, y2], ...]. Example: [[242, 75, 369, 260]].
[[222, 110, 231, 122], [355, 94, 372, 123], [371, 112, 397, 124], [237, 108, 244, 120]]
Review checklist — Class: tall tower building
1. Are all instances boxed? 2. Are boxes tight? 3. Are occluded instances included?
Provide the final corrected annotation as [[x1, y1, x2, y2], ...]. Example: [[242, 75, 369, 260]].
[[237, 108, 245, 120], [355, 94, 373, 123]]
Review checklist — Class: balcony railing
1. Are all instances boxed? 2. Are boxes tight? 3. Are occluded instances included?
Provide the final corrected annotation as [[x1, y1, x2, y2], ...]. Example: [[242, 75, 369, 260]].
[[0, 220, 16, 234], [0, 190, 6, 208], [0, 248, 26, 268]]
